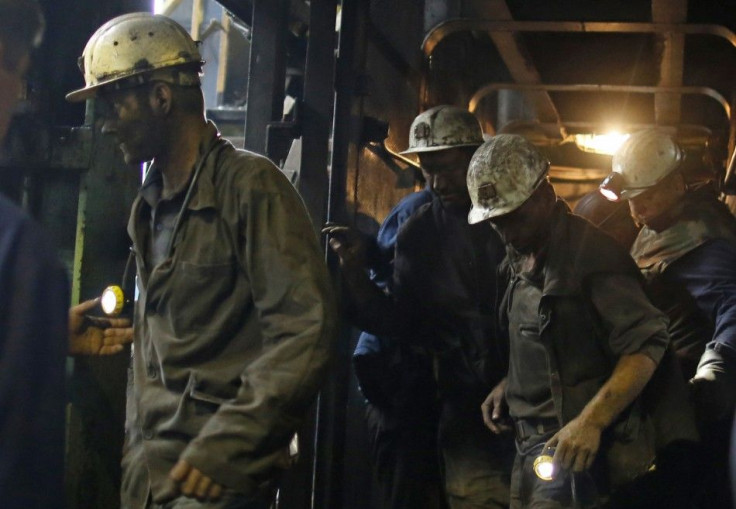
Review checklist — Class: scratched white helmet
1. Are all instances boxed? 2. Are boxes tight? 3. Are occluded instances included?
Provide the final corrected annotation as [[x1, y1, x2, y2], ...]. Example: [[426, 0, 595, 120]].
[[66, 12, 203, 102], [400, 105, 484, 155], [600, 129, 684, 201], [467, 134, 549, 223]]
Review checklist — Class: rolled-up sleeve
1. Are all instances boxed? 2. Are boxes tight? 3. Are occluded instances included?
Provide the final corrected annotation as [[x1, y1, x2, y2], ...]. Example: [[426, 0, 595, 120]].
[[588, 273, 670, 365]]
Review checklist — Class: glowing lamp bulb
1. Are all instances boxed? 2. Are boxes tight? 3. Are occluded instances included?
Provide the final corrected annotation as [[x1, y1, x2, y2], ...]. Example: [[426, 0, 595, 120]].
[[599, 187, 620, 202], [101, 285, 125, 316], [599, 172, 625, 202], [533, 447, 557, 481]]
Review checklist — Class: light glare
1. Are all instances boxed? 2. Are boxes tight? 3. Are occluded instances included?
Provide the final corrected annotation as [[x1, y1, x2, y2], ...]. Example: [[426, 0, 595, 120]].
[[101, 288, 119, 315], [535, 459, 555, 480], [574, 132, 630, 156], [600, 187, 620, 202]]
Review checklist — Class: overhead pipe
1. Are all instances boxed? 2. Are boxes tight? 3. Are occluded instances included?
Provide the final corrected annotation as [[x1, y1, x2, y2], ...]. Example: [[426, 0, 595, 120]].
[[468, 83, 731, 121], [423, 20, 736, 56]]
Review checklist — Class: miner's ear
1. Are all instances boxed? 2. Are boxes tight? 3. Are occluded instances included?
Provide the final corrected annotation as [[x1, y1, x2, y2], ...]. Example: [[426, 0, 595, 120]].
[[149, 81, 173, 116]]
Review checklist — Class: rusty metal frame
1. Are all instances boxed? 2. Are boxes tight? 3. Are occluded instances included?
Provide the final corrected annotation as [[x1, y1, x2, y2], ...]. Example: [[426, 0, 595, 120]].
[[243, 0, 288, 154], [423, 20, 736, 56], [652, 0, 687, 126], [422, 18, 736, 170], [557, 121, 713, 136], [468, 83, 731, 120]]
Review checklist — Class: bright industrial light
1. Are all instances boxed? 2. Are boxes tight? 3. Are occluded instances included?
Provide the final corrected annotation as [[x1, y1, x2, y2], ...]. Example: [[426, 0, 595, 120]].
[[574, 132, 630, 156], [533, 446, 557, 481]]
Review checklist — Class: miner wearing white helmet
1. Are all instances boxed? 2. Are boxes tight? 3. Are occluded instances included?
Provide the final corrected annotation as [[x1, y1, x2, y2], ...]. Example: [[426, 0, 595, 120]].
[[603, 128, 736, 508], [326, 106, 514, 508], [469, 134, 672, 507], [67, 12, 337, 509]]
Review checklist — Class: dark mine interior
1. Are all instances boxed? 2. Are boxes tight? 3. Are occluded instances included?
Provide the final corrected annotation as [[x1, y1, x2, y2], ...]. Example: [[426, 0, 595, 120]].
[[3, 1, 736, 508]]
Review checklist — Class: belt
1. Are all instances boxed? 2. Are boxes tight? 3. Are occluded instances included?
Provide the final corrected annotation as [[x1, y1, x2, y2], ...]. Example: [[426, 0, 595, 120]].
[[513, 417, 560, 440]]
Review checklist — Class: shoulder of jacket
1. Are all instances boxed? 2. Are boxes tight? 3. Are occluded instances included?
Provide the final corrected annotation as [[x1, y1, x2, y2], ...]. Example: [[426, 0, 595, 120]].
[[395, 200, 436, 242], [215, 145, 294, 193], [558, 212, 640, 282]]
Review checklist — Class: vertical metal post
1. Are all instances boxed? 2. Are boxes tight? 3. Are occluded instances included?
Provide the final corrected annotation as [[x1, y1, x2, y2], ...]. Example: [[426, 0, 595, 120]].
[[274, 2, 338, 507], [298, 0, 338, 231], [215, 12, 232, 105], [326, 0, 366, 226], [243, 0, 288, 154], [724, 90, 736, 214], [314, 0, 368, 508], [191, 0, 205, 40]]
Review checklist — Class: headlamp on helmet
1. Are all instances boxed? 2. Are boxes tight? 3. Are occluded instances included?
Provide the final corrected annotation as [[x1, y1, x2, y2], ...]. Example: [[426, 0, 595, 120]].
[[601, 129, 684, 202], [599, 172, 626, 202]]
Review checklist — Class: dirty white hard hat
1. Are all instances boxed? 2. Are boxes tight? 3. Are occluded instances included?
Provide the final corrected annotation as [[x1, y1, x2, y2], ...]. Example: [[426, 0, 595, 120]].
[[401, 105, 484, 155], [600, 129, 684, 201], [66, 12, 203, 102], [467, 134, 549, 224]]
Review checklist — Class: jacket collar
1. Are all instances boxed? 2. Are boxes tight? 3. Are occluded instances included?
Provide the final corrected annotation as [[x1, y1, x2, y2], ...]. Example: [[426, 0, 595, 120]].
[[539, 200, 580, 297], [542, 199, 642, 296], [138, 121, 222, 212], [186, 121, 222, 211], [631, 187, 736, 279]]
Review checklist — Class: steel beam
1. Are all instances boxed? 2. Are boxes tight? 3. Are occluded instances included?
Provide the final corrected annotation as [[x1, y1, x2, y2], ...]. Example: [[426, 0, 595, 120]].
[[494, 119, 713, 139], [214, 0, 306, 26], [652, 0, 687, 126], [482, 1, 563, 134], [215, 11, 232, 105], [297, 0, 336, 230], [191, 0, 205, 39], [311, 0, 372, 507], [423, 20, 736, 56], [215, 0, 253, 25], [468, 83, 731, 120], [243, 0, 288, 154], [159, 0, 185, 16]]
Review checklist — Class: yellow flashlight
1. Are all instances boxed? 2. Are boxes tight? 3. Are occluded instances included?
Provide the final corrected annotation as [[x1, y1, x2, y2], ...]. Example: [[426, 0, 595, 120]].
[[100, 285, 127, 316], [533, 446, 557, 481]]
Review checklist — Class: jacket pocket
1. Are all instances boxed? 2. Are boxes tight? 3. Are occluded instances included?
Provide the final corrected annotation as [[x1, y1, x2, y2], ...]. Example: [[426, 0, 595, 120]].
[[165, 259, 238, 335], [186, 372, 229, 416]]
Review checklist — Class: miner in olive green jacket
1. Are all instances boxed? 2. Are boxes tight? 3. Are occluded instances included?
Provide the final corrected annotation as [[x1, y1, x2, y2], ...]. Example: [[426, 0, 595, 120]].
[[120, 121, 336, 508], [67, 15, 336, 507]]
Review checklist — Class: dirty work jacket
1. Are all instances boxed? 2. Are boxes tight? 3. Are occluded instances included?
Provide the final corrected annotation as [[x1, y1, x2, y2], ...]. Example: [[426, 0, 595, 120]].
[[353, 188, 434, 410], [348, 195, 507, 398], [392, 196, 508, 399], [0, 196, 67, 509], [500, 202, 669, 486], [631, 188, 736, 373], [124, 122, 336, 505]]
